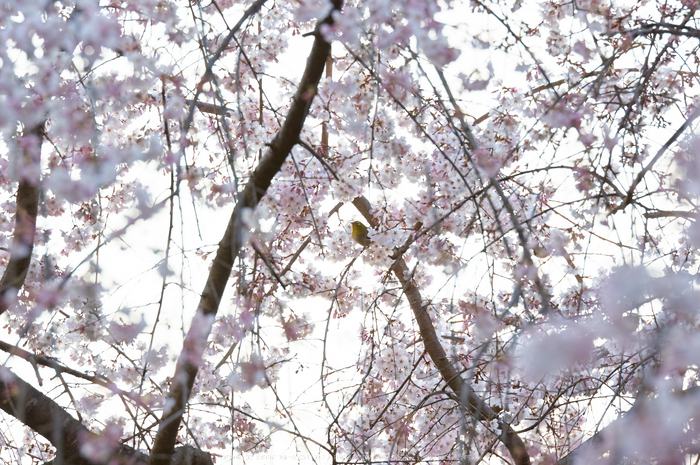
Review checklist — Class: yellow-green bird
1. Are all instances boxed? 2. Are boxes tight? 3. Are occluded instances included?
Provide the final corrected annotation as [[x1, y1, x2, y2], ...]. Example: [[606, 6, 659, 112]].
[[351, 221, 371, 247]]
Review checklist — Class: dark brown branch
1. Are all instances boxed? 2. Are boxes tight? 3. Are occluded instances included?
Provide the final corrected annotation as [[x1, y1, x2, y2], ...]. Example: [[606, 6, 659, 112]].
[[0, 368, 91, 465], [250, 237, 286, 288], [614, 22, 700, 39], [148, 3, 343, 464], [0, 367, 149, 465], [0, 123, 44, 316], [280, 236, 312, 276], [0, 340, 103, 384], [644, 210, 698, 219], [352, 196, 531, 465], [391, 258, 530, 465]]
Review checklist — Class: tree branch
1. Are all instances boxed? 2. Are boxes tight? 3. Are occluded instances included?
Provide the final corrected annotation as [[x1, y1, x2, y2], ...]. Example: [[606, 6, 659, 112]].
[[148, 3, 343, 464], [352, 196, 531, 465], [0, 122, 44, 316], [185, 99, 231, 116], [613, 105, 700, 214], [643, 209, 698, 219], [0, 339, 158, 419], [0, 367, 149, 465]]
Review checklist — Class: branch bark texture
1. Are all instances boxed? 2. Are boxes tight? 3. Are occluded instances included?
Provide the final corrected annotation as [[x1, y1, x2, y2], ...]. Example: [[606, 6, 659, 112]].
[[0, 367, 94, 465], [0, 367, 151, 465], [0, 123, 44, 315], [148, 4, 343, 464], [392, 259, 530, 465], [352, 196, 531, 465]]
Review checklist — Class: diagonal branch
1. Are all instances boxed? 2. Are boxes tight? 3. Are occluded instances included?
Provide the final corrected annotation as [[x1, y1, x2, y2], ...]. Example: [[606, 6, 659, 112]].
[[148, 3, 343, 464], [352, 196, 531, 465], [0, 122, 44, 316], [0, 367, 148, 465], [613, 105, 700, 214], [0, 366, 199, 465], [0, 339, 157, 418]]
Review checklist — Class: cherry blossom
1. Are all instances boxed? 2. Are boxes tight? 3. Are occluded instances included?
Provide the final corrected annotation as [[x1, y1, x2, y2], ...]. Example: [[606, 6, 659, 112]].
[[2, 0, 700, 464]]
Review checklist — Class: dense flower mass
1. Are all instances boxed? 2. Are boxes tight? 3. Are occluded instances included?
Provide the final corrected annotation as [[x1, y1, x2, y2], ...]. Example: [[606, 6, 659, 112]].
[[1, 0, 700, 464]]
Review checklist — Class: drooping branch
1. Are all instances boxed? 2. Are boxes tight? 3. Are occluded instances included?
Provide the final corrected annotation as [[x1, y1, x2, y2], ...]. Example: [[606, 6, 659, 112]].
[[0, 122, 44, 316], [352, 196, 531, 465], [148, 3, 343, 464]]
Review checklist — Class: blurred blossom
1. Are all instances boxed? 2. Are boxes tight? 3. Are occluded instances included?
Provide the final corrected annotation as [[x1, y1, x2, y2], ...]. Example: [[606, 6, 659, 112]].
[[79, 423, 122, 463], [519, 320, 594, 380], [674, 135, 700, 198], [227, 354, 266, 391], [108, 315, 146, 345]]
